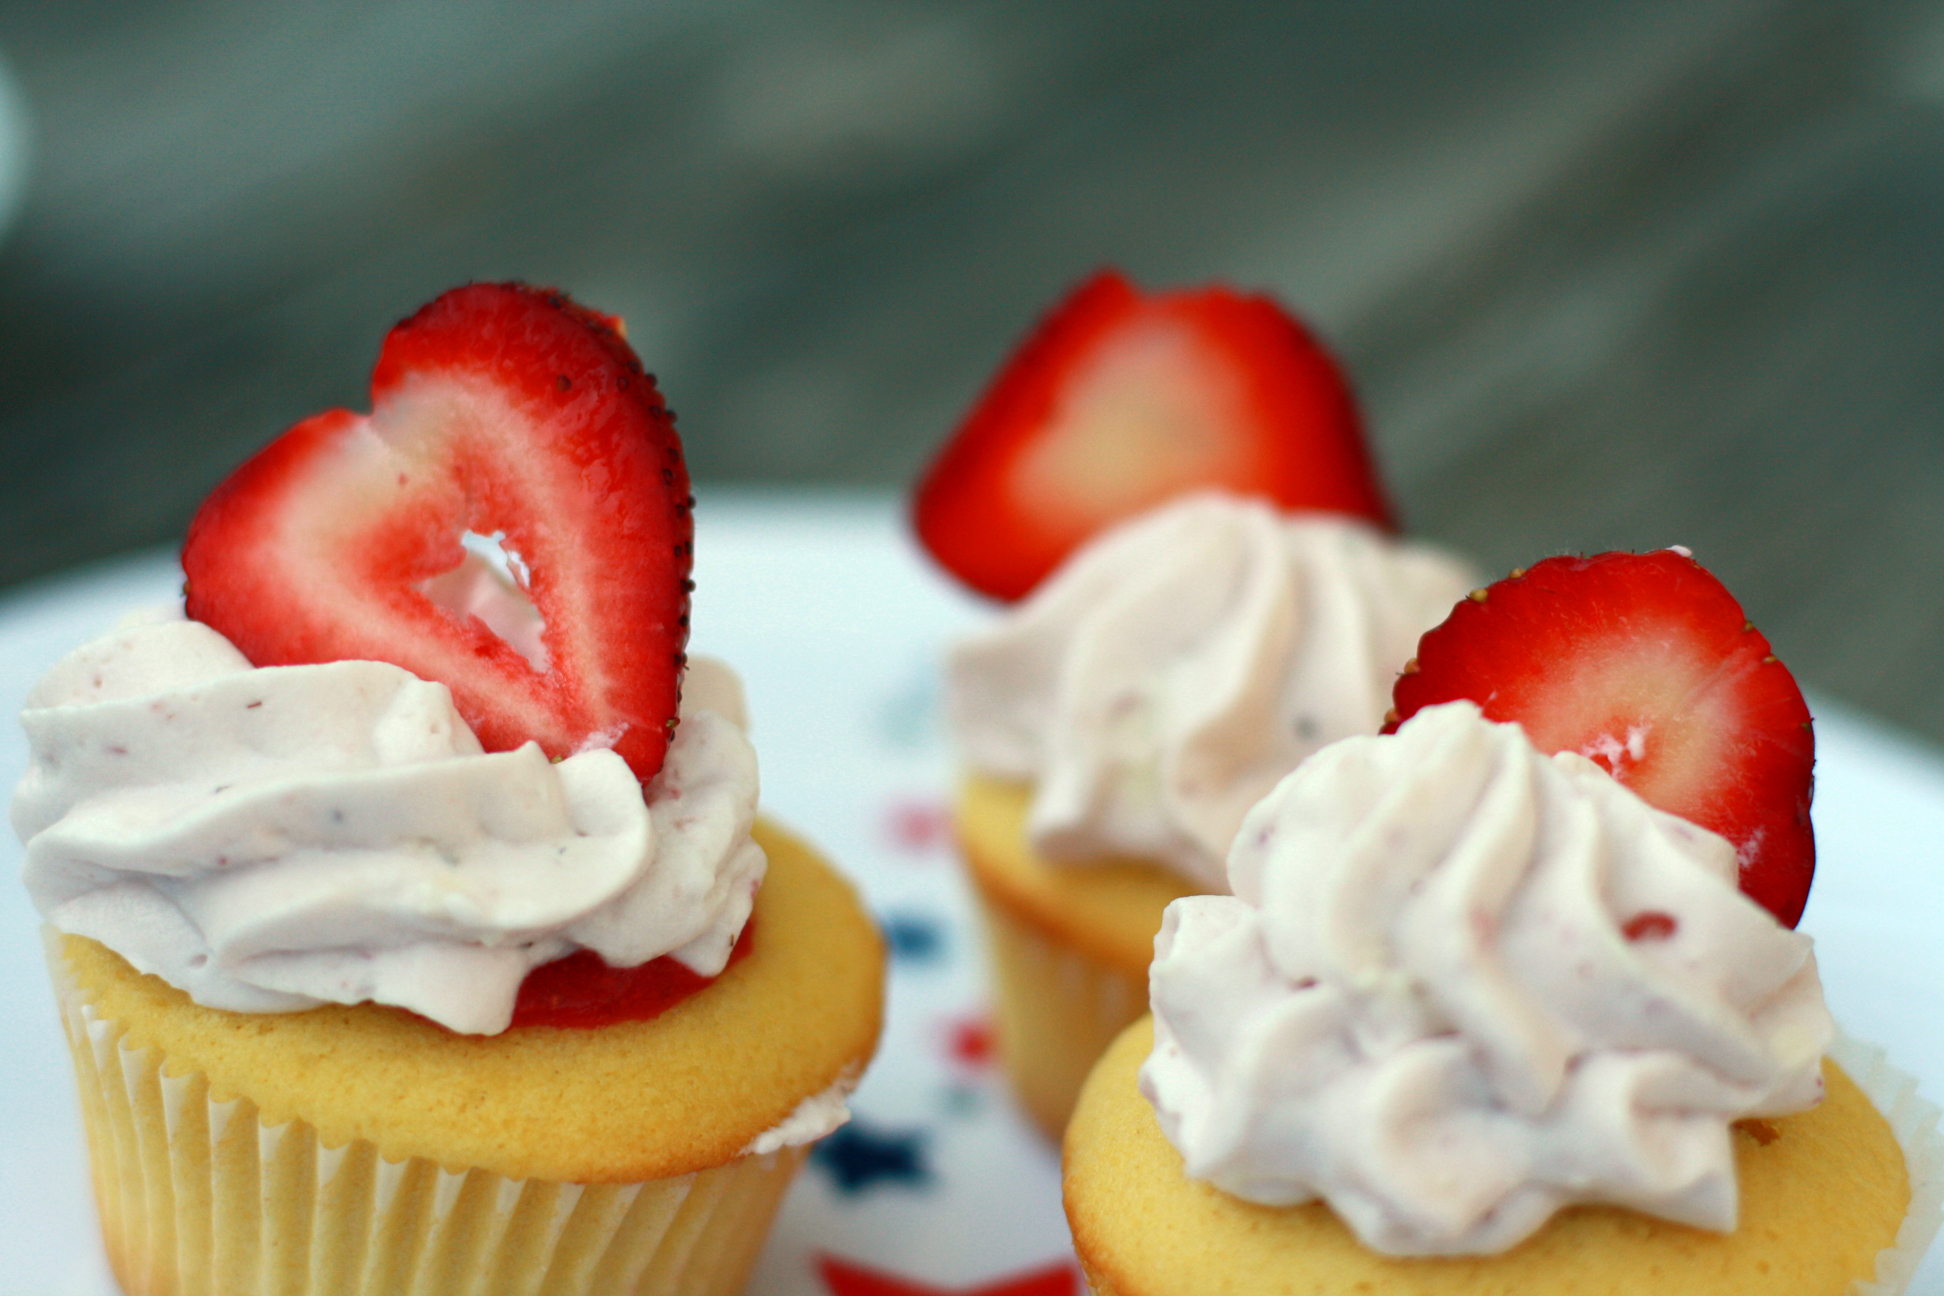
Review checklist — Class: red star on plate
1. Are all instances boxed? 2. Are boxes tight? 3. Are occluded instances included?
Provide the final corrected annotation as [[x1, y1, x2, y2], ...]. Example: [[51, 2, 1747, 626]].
[[884, 798, 952, 854], [817, 1253, 1079, 1296], [942, 1012, 996, 1069]]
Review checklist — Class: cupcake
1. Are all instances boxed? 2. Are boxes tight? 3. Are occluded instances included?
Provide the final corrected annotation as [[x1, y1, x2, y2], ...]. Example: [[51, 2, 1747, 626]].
[[1064, 552, 1942, 1293], [15, 284, 885, 1296], [912, 270, 1473, 1137]]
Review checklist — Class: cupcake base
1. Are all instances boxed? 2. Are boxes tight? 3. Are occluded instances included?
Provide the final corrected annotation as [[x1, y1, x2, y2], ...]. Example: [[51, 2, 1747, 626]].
[[1065, 1017, 1940, 1296], [955, 775, 1196, 1140], [60, 986, 806, 1296], [47, 818, 883, 1296]]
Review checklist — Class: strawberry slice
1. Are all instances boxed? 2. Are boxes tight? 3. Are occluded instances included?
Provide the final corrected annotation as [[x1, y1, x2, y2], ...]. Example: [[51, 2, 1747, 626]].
[[1386, 549, 1815, 926], [912, 269, 1394, 601], [183, 283, 692, 783]]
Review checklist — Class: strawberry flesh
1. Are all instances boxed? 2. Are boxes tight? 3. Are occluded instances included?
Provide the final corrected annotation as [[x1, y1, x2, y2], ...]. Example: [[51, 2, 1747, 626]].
[[913, 269, 1394, 601], [509, 920, 753, 1030], [183, 283, 692, 783], [1387, 550, 1815, 927]]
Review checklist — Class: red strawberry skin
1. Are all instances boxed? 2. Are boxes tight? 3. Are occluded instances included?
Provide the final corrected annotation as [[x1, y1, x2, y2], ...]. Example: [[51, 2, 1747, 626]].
[[913, 270, 1394, 601], [183, 283, 692, 782], [1388, 550, 1815, 927]]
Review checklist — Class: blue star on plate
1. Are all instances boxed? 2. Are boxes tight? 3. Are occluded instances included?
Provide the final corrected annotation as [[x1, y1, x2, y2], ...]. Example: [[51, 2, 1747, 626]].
[[811, 1118, 931, 1194], [880, 911, 946, 964]]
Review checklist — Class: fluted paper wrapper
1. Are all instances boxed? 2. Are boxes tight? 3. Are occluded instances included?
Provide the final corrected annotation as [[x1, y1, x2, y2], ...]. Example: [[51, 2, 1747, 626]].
[[1831, 1033, 1944, 1295], [974, 889, 1145, 1142], [50, 940, 806, 1296]]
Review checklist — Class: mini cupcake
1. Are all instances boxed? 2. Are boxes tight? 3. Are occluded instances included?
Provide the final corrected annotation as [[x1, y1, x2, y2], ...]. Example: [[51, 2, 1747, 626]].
[[15, 284, 885, 1296], [912, 270, 1473, 1137], [1064, 552, 1942, 1293]]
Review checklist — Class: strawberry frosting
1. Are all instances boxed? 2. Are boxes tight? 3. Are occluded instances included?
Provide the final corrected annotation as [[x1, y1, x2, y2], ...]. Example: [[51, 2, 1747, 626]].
[[1140, 700, 1833, 1255], [12, 614, 765, 1035], [946, 492, 1474, 888]]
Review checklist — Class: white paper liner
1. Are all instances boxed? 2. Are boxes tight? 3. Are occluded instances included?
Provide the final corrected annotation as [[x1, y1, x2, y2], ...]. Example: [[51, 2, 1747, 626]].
[[973, 886, 1146, 1140], [49, 935, 810, 1296], [1832, 1032, 1944, 1296]]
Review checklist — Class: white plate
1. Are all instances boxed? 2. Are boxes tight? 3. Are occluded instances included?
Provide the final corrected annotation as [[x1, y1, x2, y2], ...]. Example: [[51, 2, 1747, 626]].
[[2, 492, 1938, 1294]]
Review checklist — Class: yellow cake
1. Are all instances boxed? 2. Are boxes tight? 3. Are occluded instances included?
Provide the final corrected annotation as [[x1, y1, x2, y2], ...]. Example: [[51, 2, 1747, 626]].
[[954, 773, 1198, 1140], [51, 818, 884, 1296], [1066, 1018, 1913, 1296]]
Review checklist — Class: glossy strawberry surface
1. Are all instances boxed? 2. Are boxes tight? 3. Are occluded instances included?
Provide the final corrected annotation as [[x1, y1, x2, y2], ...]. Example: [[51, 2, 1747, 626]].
[[1389, 550, 1816, 926], [913, 270, 1392, 601], [184, 283, 692, 781]]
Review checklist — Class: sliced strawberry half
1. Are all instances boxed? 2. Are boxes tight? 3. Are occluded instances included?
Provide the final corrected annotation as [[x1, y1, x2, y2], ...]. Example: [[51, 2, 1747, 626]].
[[912, 269, 1394, 601], [1386, 549, 1815, 926], [183, 283, 693, 783]]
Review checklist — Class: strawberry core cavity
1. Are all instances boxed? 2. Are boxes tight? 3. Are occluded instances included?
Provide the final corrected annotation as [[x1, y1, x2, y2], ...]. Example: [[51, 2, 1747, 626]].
[[417, 530, 550, 671]]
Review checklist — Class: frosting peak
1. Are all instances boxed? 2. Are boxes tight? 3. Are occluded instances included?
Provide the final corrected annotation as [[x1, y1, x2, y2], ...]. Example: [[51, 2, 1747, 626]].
[[946, 493, 1474, 888], [13, 617, 765, 1035], [1141, 700, 1832, 1255]]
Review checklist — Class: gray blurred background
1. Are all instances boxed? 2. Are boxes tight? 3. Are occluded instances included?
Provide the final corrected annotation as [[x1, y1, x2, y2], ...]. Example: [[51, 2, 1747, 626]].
[[0, 0, 1941, 741]]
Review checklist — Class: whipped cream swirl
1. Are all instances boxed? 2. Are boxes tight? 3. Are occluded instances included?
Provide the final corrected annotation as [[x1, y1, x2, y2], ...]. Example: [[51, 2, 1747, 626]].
[[1141, 700, 1832, 1255], [948, 493, 1473, 889], [13, 616, 765, 1035]]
